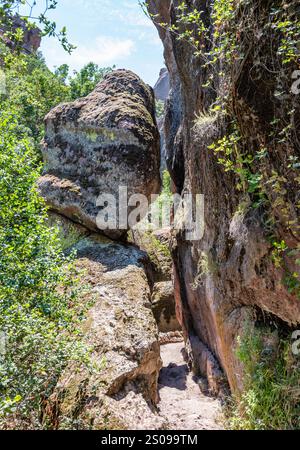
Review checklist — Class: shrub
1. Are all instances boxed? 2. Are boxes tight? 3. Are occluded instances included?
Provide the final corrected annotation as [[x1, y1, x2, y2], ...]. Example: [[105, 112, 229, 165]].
[[228, 326, 300, 430], [0, 111, 89, 428], [67, 62, 114, 100], [1, 52, 70, 145]]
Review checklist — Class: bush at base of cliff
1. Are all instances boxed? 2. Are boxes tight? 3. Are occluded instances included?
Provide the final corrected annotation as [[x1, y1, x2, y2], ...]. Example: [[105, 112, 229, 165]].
[[227, 327, 300, 430], [0, 111, 90, 429]]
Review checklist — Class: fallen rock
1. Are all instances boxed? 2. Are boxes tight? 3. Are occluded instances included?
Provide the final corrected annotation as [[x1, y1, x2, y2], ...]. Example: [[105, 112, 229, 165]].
[[186, 336, 227, 396], [130, 227, 173, 283], [102, 383, 167, 430], [41, 228, 162, 430], [152, 281, 181, 333], [159, 331, 184, 345], [130, 227, 180, 333], [38, 69, 161, 240]]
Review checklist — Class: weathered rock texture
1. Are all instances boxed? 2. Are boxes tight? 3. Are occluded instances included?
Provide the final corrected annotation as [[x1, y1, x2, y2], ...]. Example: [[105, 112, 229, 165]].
[[154, 68, 170, 101], [39, 70, 160, 239], [154, 68, 170, 174], [42, 217, 162, 430], [0, 15, 41, 54], [149, 0, 300, 393], [158, 343, 223, 429], [130, 227, 181, 334], [131, 227, 173, 283], [152, 281, 180, 333]]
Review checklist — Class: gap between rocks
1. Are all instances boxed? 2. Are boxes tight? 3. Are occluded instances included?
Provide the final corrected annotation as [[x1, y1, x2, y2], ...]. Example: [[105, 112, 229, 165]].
[[156, 341, 223, 430]]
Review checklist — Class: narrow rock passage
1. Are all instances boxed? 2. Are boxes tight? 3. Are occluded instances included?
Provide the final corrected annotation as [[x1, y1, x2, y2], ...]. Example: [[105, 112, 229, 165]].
[[157, 342, 224, 430]]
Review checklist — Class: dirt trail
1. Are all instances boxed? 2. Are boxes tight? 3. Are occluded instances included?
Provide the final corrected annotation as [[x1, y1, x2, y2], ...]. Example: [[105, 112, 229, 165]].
[[157, 342, 224, 430]]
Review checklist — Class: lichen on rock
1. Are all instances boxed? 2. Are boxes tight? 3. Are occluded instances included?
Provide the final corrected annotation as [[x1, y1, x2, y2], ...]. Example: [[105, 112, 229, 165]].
[[41, 230, 162, 430], [38, 69, 161, 240]]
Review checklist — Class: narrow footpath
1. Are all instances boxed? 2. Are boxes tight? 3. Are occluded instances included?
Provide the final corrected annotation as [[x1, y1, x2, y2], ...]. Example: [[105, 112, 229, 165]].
[[157, 342, 224, 430]]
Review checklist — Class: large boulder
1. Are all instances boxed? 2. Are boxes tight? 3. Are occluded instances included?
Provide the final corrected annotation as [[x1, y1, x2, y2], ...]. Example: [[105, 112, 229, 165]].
[[38, 70, 161, 240], [151, 281, 181, 333], [41, 217, 162, 430]]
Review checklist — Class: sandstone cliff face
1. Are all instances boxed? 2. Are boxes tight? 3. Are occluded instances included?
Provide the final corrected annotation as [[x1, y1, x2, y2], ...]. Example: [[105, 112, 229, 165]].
[[39, 70, 161, 240], [149, 0, 300, 393]]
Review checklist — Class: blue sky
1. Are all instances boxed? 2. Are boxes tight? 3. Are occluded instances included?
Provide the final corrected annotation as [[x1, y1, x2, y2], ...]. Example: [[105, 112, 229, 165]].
[[35, 0, 164, 86]]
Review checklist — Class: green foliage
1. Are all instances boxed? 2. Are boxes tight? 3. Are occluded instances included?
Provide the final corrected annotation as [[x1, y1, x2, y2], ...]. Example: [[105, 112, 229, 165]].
[[170, 2, 207, 57], [0, 1, 111, 430], [284, 271, 300, 299], [191, 251, 217, 291], [0, 111, 89, 427], [208, 118, 299, 292], [1, 53, 114, 150], [0, 0, 75, 53], [143, 0, 300, 429], [134, 170, 173, 232], [155, 99, 164, 118], [208, 123, 264, 202], [228, 326, 300, 430], [271, 240, 300, 300], [66, 62, 114, 100], [154, 170, 173, 227], [271, 240, 288, 268], [269, 5, 300, 64], [141, 0, 237, 71], [145, 231, 171, 262], [1, 52, 70, 144], [161, 170, 172, 198]]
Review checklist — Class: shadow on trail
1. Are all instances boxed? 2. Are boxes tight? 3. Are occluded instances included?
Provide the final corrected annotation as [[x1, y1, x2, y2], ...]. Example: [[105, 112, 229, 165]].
[[158, 362, 189, 391]]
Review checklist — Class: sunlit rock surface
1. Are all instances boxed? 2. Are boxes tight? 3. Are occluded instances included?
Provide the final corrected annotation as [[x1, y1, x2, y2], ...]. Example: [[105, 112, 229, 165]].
[[39, 69, 161, 240]]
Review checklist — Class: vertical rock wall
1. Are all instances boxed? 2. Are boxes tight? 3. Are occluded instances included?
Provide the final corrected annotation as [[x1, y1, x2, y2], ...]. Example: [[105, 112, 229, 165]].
[[149, 0, 300, 393]]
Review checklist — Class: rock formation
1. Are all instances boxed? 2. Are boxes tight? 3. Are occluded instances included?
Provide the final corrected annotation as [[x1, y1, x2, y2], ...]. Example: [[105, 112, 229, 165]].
[[39, 70, 165, 429], [39, 69, 161, 240], [0, 15, 41, 54], [149, 0, 300, 394], [152, 281, 179, 333], [36, 1, 300, 426], [154, 68, 170, 174], [154, 68, 170, 102], [41, 216, 162, 430], [130, 227, 181, 336]]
